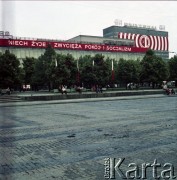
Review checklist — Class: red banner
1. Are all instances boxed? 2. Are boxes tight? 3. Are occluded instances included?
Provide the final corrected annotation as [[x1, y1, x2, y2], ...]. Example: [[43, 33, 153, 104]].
[[0, 38, 148, 53]]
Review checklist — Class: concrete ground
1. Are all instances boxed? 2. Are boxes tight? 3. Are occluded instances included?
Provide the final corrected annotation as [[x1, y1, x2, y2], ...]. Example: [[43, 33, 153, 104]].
[[0, 95, 177, 180]]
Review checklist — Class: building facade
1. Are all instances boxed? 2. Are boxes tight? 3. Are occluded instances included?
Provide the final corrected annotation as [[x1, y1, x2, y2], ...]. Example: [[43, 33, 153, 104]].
[[103, 25, 169, 59], [0, 24, 169, 62]]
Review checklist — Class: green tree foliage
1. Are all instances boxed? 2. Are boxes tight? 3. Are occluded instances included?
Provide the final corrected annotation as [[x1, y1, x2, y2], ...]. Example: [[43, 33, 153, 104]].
[[79, 55, 95, 88], [53, 54, 69, 87], [32, 56, 46, 87], [79, 54, 112, 88], [32, 44, 56, 90], [105, 57, 117, 85], [1, 47, 175, 91], [168, 55, 177, 86], [92, 54, 112, 86], [32, 44, 77, 90], [0, 50, 22, 89], [145, 49, 154, 56], [140, 50, 169, 87], [54, 53, 77, 88], [117, 58, 141, 86], [22, 57, 35, 85], [64, 54, 78, 86]]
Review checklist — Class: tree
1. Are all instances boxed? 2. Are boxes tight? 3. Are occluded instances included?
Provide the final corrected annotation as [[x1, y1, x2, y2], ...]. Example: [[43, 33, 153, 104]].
[[79, 54, 111, 88], [140, 50, 169, 88], [22, 57, 35, 86], [92, 54, 111, 86], [54, 53, 77, 88], [117, 58, 141, 87], [79, 55, 95, 88], [33, 49, 78, 90], [131, 59, 142, 83], [105, 57, 117, 86], [79, 55, 93, 67], [168, 55, 177, 86], [32, 44, 56, 91], [0, 50, 22, 89], [64, 54, 78, 86]]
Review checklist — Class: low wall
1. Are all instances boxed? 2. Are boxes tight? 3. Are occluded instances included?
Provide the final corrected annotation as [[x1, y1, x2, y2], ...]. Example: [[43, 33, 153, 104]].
[[21, 90, 164, 101]]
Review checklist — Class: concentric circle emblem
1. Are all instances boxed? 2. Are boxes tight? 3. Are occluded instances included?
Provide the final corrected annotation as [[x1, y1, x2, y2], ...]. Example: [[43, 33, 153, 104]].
[[139, 35, 150, 48]]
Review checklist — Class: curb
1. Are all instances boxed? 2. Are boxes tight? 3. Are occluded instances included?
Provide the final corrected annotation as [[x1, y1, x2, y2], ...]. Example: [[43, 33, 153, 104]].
[[0, 94, 167, 107], [20, 90, 164, 101]]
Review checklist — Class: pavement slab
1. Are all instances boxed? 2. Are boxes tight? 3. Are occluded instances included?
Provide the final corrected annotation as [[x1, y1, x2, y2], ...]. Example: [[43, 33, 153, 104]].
[[0, 95, 177, 180]]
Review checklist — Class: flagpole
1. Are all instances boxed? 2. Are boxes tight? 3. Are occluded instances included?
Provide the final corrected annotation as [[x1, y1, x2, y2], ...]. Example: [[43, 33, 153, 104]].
[[112, 59, 113, 71], [111, 59, 115, 82], [77, 59, 80, 84], [55, 58, 57, 67], [77, 59, 79, 71]]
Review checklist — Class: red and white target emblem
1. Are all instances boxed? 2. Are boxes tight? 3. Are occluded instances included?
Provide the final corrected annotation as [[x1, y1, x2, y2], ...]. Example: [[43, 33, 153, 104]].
[[118, 32, 169, 51], [139, 35, 150, 48]]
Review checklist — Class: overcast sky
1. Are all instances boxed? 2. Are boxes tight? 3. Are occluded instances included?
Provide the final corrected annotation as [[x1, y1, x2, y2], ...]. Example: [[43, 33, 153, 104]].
[[1, 1, 177, 57]]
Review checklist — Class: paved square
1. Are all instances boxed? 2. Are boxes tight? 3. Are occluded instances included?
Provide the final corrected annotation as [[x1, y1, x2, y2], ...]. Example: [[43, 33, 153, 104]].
[[0, 96, 177, 179]]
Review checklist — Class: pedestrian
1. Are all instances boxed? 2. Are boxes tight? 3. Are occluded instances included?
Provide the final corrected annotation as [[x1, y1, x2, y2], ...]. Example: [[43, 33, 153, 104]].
[[96, 85, 99, 93], [166, 88, 171, 95], [163, 84, 167, 90], [99, 85, 103, 93], [62, 85, 67, 94], [171, 88, 175, 95]]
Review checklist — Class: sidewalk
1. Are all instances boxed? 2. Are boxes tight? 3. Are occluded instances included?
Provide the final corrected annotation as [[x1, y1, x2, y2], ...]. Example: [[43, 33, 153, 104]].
[[0, 94, 167, 107], [17, 89, 165, 101], [15, 89, 163, 97], [1, 88, 175, 107]]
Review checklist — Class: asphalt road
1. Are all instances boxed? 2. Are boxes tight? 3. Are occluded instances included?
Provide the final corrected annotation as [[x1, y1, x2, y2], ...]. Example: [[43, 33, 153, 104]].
[[0, 95, 177, 180]]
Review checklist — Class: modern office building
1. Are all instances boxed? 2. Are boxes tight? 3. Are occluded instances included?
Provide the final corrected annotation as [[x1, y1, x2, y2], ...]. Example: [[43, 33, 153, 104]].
[[103, 24, 169, 59]]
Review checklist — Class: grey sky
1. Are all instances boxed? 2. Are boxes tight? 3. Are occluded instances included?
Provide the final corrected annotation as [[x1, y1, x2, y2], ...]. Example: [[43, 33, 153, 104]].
[[1, 1, 177, 57]]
